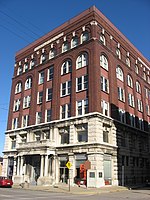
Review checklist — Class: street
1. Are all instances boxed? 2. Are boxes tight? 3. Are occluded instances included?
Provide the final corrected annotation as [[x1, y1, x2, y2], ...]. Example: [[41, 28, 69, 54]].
[[0, 187, 150, 200]]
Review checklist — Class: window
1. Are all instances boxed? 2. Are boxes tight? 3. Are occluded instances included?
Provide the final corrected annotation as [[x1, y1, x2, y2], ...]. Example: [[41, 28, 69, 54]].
[[127, 75, 133, 88], [138, 118, 144, 130], [119, 109, 126, 123], [101, 76, 109, 93], [25, 77, 32, 90], [60, 104, 71, 119], [76, 52, 88, 69], [10, 137, 16, 149], [77, 99, 88, 116], [40, 54, 46, 64], [118, 87, 125, 102], [46, 88, 52, 101], [39, 71, 44, 84], [60, 81, 71, 97], [137, 99, 143, 112], [100, 34, 106, 45], [129, 114, 135, 127], [22, 115, 29, 127], [62, 41, 69, 53], [47, 65, 54, 81], [49, 48, 56, 59], [23, 63, 28, 72], [37, 91, 43, 104], [100, 55, 108, 70], [23, 96, 31, 108], [146, 104, 150, 115], [77, 124, 88, 142], [126, 57, 130, 67], [128, 93, 135, 107], [71, 36, 78, 48], [81, 31, 89, 43], [12, 118, 18, 129], [76, 75, 88, 92], [13, 99, 20, 111], [61, 60, 72, 75], [59, 128, 69, 144], [101, 100, 109, 116], [45, 109, 52, 122], [36, 112, 42, 124], [17, 65, 23, 75], [116, 66, 124, 81], [15, 82, 22, 94], [103, 131, 109, 143], [30, 59, 35, 69], [116, 48, 121, 59], [136, 81, 141, 93]]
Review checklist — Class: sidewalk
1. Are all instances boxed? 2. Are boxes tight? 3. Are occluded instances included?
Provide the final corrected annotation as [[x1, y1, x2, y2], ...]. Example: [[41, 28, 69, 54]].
[[13, 183, 129, 195]]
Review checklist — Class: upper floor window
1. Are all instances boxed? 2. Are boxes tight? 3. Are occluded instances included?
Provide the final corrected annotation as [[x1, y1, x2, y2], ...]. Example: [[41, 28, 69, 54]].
[[76, 124, 88, 143], [76, 52, 88, 69], [39, 71, 44, 84], [23, 63, 29, 72], [136, 81, 141, 93], [60, 104, 71, 119], [116, 66, 124, 81], [12, 118, 18, 130], [25, 77, 32, 90], [76, 99, 88, 116], [119, 109, 126, 123], [135, 65, 139, 74], [13, 99, 20, 111], [49, 48, 56, 59], [62, 41, 69, 53], [76, 75, 88, 92], [45, 109, 52, 122], [137, 99, 143, 112], [100, 55, 108, 70], [81, 31, 89, 43], [15, 82, 22, 94], [61, 60, 72, 75], [47, 65, 54, 81], [100, 34, 106, 45], [101, 100, 109, 116], [37, 91, 43, 104], [71, 36, 78, 48], [40, 54, 46, 64], [22, 115, 29, 127], [30, 59, 35, 69], [118, 87, 125, 102], [128, 93, 135, 107], [127, 75, 133, 88], [36, 111, 42, 124], [59, 128, 69, 144], [126, 57, 131, 67], [116, 48, 121, 59], [101, 76, 109, 93], [23, 95, 31, 108], [46, 88, 52, 101], [17, 65, 23, 75], [138, 118, 144, 130], [129, 114, 135, 127], [10, 136, 16, 149], [60, 81, 71, 97]]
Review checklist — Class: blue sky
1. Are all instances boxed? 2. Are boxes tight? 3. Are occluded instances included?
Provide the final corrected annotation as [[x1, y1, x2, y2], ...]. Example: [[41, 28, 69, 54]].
[[0, 0, 150, 156]]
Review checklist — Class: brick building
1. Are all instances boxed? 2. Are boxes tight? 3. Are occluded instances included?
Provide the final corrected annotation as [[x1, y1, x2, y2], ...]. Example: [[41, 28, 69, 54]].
[[3, 6, 150, 187]]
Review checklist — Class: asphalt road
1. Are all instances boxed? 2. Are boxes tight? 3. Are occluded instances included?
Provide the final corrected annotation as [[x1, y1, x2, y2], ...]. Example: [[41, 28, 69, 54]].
[[0, 187, 150, 200]]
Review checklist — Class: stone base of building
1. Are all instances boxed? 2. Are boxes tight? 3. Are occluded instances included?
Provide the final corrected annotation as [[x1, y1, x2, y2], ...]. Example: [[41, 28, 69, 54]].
[[37, 176, 54, 186]]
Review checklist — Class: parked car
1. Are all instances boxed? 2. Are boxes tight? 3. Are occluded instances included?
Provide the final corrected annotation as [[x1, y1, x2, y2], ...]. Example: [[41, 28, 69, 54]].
[[0, 176, 13, 187]]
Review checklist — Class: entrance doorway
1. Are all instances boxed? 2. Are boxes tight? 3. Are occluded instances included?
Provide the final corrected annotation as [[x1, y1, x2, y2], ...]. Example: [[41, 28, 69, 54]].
[[104, 155, 112, 185]]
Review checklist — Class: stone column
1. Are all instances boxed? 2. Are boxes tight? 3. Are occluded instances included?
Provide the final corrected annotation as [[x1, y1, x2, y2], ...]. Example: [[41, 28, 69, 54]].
[[68, 153, 75, 186], [44, 155, 48, 177], [17, 156, 20, 176], [40, 155, 44, 177], [20, 156, 24, 176]]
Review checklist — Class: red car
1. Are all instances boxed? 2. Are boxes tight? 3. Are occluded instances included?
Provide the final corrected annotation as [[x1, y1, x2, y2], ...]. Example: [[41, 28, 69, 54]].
[[0, 176, 13, 187]]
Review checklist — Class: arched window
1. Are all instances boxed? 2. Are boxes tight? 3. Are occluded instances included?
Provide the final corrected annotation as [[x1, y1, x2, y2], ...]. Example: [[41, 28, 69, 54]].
[[62, 41, 69, 53], [126, 57, 131, 67], [71, 36, 78, 48], [17, 65, 23, 75], [76, 52, 88, 69], [61, 59, 72, 75], [30, 59, 35, 69], [100, 34, 106, 46], [136, 81, 141, 93], [81, 31, 89, 43], [40, 54, 46, 64], [25, 77, 32, 90], [23, 63, 29, 72], [116, 66, 124, 81], [127, 75, 133, 88], [49, 48, 56, 59], [100, 54, 108, 70], [15, 82, 22, 94], [116, 48, 121, 59], [135, 65, 139, 74]]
